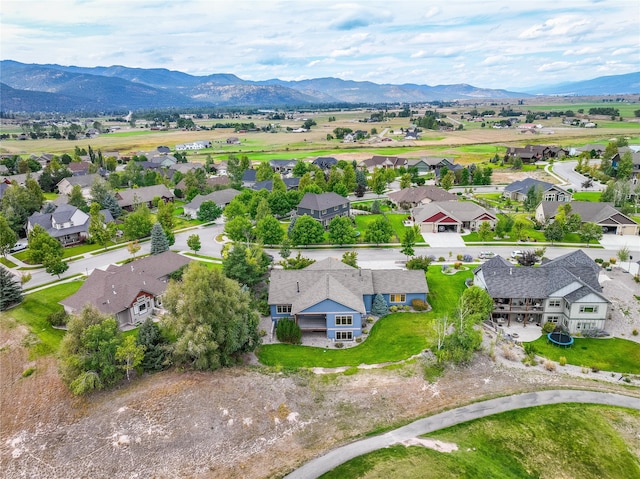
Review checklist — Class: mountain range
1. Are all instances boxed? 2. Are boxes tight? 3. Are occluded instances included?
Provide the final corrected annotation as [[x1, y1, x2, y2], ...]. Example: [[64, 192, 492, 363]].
[[1, 60, 638, 113]]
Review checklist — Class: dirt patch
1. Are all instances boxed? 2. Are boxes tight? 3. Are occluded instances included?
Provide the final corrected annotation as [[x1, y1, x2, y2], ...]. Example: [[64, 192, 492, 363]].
[[2, 314, 639, 479], [398, 437, 458, 453]]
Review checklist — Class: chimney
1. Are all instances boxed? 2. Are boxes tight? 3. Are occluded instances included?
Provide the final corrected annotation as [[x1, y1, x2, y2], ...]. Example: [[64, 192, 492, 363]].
[[296, 281, 299, 293], [509, 268, 512, 275]]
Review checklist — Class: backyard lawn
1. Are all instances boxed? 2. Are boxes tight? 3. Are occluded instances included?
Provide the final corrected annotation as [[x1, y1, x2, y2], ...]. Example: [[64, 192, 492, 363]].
[[528, 336, 640, 374], [353, 213, 410, 243], [256, 266, 472, 368], [572, 191, 602, 202], [3, 280, 83, 357]]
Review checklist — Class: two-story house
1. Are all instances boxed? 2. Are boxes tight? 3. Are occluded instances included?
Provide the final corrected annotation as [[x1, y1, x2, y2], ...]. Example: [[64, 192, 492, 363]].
[[473, 250, 610, 334], [27, 204, 114, 246], [268, 258, 428, 340], [296, 192, 350, 227], [503, 178, 572, 203]]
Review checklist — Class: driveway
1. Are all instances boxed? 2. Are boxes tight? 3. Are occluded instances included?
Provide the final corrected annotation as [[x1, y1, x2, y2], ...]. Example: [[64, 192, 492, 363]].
[[551, 160, 605, 191], [599, 234, 640, 250], [284, 390, 640, 479], [421, 232, 465, 248]]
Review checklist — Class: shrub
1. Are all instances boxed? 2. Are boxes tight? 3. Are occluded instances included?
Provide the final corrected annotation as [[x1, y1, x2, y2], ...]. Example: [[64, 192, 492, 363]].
[[633, 328, 639, 336], [259, 329, 267, 337], [543, 360, 557, 372], [602, 261, 610, 268], [591, 365, 600, 373], [403, 305, 411, 311], [594, 258, 603, 264], [411, 299, 428, 311], [389, 305, 398, 313], [542, 322, 556, 334], [355, 337, 362, 343], [456, 253, 463, 261], [275, 319, 302, 344], [559, 356, 567, 366], [523, 343, 537, 356], [406, 255, 433, 271], [22, 367, 35, 377], [609, 257, 617, 264], [501, 345, 517, 361], [462, 254, 473, 262], [634, 274, 639, 283], [47, 309, 69, 327], [334, 341, 344, 348], [438, 256, 445, 262], [453, 262, 462, 269]]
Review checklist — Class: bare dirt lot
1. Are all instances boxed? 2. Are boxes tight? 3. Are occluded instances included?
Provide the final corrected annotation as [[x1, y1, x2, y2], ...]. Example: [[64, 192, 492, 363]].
[[2, 309, 639, 479]]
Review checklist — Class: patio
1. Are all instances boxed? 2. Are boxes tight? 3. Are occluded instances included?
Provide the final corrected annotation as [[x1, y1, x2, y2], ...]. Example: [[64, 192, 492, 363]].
[[495, 321, 543, 342]]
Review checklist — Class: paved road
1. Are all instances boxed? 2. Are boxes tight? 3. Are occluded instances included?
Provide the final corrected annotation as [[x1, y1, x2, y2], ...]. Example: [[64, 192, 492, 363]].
[[284, 390, 640, 479], [552, 160, 605, 191]]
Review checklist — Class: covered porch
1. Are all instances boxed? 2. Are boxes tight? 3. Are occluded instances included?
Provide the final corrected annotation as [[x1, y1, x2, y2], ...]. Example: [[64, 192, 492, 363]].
[[491, 297, 544, 327], [295, 314, 328, 332]]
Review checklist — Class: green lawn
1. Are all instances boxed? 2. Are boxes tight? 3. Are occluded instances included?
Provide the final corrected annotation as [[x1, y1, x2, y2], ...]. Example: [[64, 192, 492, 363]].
[[572, 191, 602, 202], [353, 213, 409, 243], [529, 337, 640, 374], [14, 241, 119, 263], [3, 280, 83, 357], [0, 257, 17, 268], [321, 404, 640, 479], [256, 267, 472, 368]]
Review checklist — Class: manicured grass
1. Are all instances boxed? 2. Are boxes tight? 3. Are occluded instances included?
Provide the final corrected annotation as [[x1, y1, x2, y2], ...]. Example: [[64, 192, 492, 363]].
[[4, 280, 83, 357], [256, 267, 472, 368], [529, 337, 640, 374], [0, 257, 17, 268], [572, 191, 602, 202], [321, 404, 640, 479], [353, 213, 409, 243], [14, 241, 119, 264]]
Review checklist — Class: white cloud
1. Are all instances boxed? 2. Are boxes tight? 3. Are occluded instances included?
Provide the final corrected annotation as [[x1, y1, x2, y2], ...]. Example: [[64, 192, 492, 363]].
[[564, 47, 600, 56], [519, 15, 592, 39]]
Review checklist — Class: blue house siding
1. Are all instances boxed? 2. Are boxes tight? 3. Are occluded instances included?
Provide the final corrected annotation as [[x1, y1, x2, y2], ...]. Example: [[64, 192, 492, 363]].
[[270, 304, 292, 320], [380, 292, 426, 308], [300, 298, 359, 314], [300, 299, 363, 339]]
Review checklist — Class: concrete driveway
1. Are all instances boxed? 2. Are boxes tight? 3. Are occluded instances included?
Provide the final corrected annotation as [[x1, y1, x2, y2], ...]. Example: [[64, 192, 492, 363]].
[[421, 232, 465, 248], [599, 234, 640, 250]]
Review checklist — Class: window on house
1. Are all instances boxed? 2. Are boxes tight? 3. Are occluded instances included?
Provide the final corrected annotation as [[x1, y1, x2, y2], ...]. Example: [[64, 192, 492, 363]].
[[336, 331, 353, 341], [334, 206, 339, 211], [548, 299, 561, 307], [389, 294, 406, 303], [335, 315, 353, 325], [546, 315, 559, 323], [276, 305, 292, 314], [322, 209, 327, 215], [579, 306, 598, 313]]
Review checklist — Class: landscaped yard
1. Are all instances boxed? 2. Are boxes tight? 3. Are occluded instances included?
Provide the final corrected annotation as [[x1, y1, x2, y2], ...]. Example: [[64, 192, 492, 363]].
[[353, 213, 410, 242], [256, 266, 472, 368], [572, 191, 602, 202], [321, 404, 640, 479], [528, 336, 640, 374], [3, 280, 83, 357]]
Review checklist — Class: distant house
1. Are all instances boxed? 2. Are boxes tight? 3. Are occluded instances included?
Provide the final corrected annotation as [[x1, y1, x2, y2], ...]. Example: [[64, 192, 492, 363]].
[[57, 173, 102, 198], [210, 161, 228, 176], [242, 169, 257, 188], [611, 150, 640, 185], [296, 192, 350, 227], [474, 250, 610, 334], [312, 157, 338, 170], [269, 159, 298, 175], [183, 189, 241, 219], [387, 186, 457, 209], [416, 157, 463, 176], [27, 204, 114, 246], [67, 161, 92, 176], [60, 251, 191, 329], [268, 258, 428, 340], [406, 158, 430, 174], [115, 184, 174, 211], [411, 201, 496, 233], [175, 140, 211, 151], [535, 201, 639, 236], [252, 177, 300, 192], [156, 146, 171, 154], [358, 155, 407, 172], [226, 137, 240, 145], [503, 178, 572, 203], [574, 144, 606, 156]]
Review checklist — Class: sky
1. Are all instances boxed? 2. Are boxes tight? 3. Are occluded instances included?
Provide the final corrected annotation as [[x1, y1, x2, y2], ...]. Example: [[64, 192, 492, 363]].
[[1, 0, 639, 91]]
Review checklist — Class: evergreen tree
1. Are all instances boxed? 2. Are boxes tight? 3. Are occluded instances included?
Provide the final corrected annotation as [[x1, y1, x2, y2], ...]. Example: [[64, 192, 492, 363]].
[[279, 237, 292, 259], [0, 266, 23, 311], [150, 222, 169, 255], [371, 293, 389, 317], [136, 318, 170, 371]]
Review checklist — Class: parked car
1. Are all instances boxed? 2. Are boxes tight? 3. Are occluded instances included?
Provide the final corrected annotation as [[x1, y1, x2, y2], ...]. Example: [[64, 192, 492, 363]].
[[511, 250, 523, 258], [10, 241, 28, 253], [479, 251, 495, 259]]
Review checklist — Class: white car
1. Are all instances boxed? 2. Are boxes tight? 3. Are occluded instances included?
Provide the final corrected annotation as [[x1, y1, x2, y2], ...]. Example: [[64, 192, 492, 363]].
[[479, 251, 495, 259], [511, 250, 523, 258], [10, 242, 28, 253]]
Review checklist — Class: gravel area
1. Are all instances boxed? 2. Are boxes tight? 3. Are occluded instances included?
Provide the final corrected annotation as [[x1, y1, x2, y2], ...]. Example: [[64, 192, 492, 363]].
[[600, 267, 640, 343]]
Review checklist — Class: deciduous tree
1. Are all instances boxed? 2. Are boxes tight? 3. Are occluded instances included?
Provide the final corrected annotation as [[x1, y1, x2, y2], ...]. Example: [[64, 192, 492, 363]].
[[364, 217, 394, 245], [197, 200, 223, 222], [256, 216, 284, 245], [579, 222, 603, 247], [116, 335, 145, 381], [289, 215, 325, 246], [187, 234, 201, 254], [0, 216, 17, 258], [328, 216, 357, 245], [163, 263, 260, 370]]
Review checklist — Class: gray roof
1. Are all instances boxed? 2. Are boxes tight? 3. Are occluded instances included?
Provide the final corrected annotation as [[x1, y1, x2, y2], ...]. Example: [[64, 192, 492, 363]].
[[253, 177, 300, 191], [538, 201, 636, 225], [28, 204, 114, 239], [60, 252, 190, 315], [58, 173, 101, 189], [268, 258, 428, 314], [388, 186, 457, 204], [476, 250, 607, 301], [185, 189, 241, 210], [116, 184, 174, 207], [298, 192, 349, 210], [412, 201, 496, 223], [504, 178, 565, 194]]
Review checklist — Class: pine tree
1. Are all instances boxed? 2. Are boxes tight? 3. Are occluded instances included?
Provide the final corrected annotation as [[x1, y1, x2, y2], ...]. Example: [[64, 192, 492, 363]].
[[150, 222, 169, 255], [371, 293, 389, 317], [0, 266, 23, 311], [136, 319, 169, 371]]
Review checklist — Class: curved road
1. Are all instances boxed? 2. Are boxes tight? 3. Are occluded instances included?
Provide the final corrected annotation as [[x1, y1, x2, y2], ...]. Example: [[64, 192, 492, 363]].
[[285, 389, 640, 479]]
